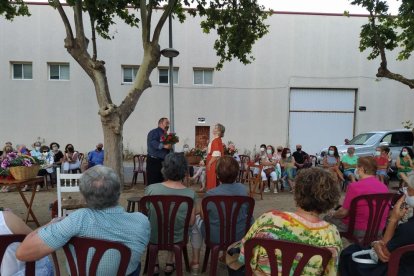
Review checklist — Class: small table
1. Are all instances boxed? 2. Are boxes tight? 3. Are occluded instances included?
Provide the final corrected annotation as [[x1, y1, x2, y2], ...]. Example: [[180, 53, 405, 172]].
[[0, 177, 43, 227]]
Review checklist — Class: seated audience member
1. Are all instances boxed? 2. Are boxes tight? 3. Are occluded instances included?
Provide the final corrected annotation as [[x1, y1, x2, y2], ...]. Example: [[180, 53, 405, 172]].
[[145, 153, 196, 275], [191, 156, 250, 274], [261, 145, 278, 193], [341, 147, 359, 183], [36, 145, 54, 192], [323, 145, 344, 183], [16, 144, 30, 156], [0, 209, 53, 276], [375, 146, 389, 183], [30, 141, 42, 159], [396, 147, 414, 186], [1, 145, 14, 192], [340, 174, 414, 276], [292, 144, 311, 169], [16, 166, 150, 276], [50, 142, 64, 166], [229, 167, 342, 276], [280, 147, 296, 191], [325, 156, 389, 241], [62, 144, 81, 173], [88, 143, 104, 168]]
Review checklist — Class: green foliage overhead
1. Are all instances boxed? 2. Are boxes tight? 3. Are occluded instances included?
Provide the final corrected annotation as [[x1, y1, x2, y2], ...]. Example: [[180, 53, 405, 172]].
[[350, 0, 414, 61], [0, 0, 30, 20]]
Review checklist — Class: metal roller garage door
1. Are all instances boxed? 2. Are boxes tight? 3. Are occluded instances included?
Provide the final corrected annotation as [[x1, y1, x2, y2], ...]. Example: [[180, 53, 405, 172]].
[[288, 88, 356, 155]]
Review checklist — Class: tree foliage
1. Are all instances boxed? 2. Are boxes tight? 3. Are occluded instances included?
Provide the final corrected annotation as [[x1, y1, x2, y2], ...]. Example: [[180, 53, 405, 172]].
[[350, 0, 414, 88], [0, 0, 30, 20]]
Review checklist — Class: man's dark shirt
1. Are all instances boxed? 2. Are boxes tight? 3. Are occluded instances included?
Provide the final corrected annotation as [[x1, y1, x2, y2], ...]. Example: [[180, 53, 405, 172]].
[[147, 127, 169, 160], [292, 150, 308, 164]]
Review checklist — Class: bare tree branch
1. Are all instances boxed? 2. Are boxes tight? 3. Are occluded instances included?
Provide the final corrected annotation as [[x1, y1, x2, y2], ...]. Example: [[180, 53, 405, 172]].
[[140, 0, 148, 44], [54, 0, 74, 47], [152, 0, 177, 43], [89, 13, 97, 61], [74, 0, 88, 51], [147, 0, 153, 43]]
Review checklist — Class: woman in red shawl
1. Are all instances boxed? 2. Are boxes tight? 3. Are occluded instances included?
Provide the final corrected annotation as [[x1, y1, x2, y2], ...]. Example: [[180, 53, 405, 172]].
[[206, 123, 225, 190]]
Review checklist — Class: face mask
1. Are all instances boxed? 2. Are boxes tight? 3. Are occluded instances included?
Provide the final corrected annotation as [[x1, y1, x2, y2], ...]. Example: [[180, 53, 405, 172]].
[[260, 148, 265, 152], [403, 188, 414, 207], [354, 168, 360, 180], [42, 152, 48, 156], [266, 149, 272, 155], [328, 150, 334, 156], [375, 151, 381, 156], [35, 147, 40, 151], [402, 151, 408, 157], [97, 147, 103, 151], [296, 148, 301, 151], [286, 153, 291, 158]]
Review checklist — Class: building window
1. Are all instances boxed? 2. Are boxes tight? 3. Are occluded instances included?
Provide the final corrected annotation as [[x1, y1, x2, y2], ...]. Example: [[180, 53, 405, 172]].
[[158, 67, 178, 85], [193, 68, 213, 85], [122, 66, 139, 83], [12, 63, 32, 80], [49, 63, 70, 80]]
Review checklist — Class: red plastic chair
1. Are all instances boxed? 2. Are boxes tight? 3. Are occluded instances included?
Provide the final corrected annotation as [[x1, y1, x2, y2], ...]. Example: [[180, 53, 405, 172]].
[[0, 234, 35, 276], [201, 195, 255, 276], [132, 154, 147, 185], [238, 155, 251, 183], [244, 238, 333, 276], [63, 236, 131, 276], [387, 244, 414, 276], [340, 193, 394, 246], [139, 195, 193, 276]]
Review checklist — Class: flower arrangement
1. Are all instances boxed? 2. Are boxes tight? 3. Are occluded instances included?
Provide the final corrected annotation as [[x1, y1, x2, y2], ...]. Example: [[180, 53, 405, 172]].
[[0, 153, 44, 177], [223, 141, 238, 156], [186, 148, 207, 158], [161, 133, 179, 145]]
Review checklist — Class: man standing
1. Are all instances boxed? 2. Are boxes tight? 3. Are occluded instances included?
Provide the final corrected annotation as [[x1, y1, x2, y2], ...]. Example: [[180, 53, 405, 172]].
[[293, 144, 311, 170], [88, 142, 104, 168], [16, 165, 150, 275], [146, 117, 171, 185]]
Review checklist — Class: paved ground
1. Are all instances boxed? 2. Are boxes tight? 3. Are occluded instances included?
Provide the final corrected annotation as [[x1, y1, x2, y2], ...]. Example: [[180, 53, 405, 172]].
[[0, 163, 400, 275]]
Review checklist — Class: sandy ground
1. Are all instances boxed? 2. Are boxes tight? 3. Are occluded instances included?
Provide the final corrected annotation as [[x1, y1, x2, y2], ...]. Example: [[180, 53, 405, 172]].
[[0, 163, 399, 275]]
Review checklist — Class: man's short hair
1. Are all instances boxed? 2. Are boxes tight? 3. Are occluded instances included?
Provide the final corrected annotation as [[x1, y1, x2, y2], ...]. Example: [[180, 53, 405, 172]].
[[79, 166, 120, 209]]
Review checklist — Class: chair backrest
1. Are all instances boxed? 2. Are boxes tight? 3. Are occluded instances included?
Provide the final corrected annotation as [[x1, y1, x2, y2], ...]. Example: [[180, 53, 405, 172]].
[[63, 236, 131, 276], [56, 168, 83, 217], [238, 155, 250, 171], [244, 238, 332, 276], [344, 193, 393, 246], [202, 195, 255, 248], [0, 234, 35, 276], [387, 244, 414, 276], [133, 154, 147, 172], [139, 195, 193, 247]]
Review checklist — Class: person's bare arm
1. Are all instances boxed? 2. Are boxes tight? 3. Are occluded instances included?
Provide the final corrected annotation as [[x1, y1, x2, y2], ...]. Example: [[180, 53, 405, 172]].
[[332, 207, 349, 219], [3, 211, 32, 235], [16, 230, 54, 261]]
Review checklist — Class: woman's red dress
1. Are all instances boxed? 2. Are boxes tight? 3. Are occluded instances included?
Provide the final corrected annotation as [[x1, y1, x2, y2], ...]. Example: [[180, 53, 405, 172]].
[[206, 137, 224, 190]]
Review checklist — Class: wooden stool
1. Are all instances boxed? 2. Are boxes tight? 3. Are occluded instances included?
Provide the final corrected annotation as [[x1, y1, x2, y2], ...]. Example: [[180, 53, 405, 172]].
[[126, 197, 141, 213]]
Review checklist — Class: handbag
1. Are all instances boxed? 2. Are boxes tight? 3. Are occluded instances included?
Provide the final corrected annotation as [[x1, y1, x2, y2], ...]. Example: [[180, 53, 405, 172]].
[[226, 241, 244, 271], [351, 248, 379, 264]]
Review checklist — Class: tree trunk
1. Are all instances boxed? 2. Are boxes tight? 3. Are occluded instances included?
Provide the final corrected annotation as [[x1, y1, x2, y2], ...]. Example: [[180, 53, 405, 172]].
[[101, 116, 125, 188]]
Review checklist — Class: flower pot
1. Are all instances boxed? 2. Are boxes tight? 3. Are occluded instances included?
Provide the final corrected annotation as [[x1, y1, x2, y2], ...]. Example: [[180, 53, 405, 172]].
[[9, 165, 40, 180]]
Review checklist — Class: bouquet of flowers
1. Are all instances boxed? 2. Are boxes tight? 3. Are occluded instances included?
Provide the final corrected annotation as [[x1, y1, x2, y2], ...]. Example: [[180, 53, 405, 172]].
[[161, 133, 179, 145], [223, 141, 238, 156], [0, 153, 44, 176], [187, 148, 207, 158]]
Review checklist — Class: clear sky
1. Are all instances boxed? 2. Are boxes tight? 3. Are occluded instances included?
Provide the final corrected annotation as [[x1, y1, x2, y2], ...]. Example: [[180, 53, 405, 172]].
[[259, 0, 400, 15]]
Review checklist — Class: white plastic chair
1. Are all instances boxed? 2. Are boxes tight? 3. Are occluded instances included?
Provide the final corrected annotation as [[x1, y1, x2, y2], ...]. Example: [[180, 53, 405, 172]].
[[56, 168, 83, 217]]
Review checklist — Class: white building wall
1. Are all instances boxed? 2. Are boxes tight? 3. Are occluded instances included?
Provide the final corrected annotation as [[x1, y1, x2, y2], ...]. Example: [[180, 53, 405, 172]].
[[1, 4, 414, 154]]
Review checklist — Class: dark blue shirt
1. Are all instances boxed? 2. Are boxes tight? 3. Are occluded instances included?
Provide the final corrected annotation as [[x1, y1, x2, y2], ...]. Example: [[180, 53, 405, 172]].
[[88, 150, 104, 167], [147, 127, 169, 160]]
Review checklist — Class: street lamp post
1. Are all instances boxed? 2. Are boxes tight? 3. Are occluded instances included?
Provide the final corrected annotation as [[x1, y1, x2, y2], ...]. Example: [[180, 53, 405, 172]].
[[160, 14, 179, 133]]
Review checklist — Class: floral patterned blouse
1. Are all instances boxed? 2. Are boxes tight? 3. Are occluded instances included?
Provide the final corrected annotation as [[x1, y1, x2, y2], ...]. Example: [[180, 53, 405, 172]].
[[238, 210, 342, 276]]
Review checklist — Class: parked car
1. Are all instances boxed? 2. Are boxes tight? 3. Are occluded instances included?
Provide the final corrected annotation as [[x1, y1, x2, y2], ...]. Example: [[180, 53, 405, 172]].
[[317, 129, 413, 169]]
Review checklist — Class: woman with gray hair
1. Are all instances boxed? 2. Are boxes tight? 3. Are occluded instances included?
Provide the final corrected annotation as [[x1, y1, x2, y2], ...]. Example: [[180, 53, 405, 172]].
[[145, 152, 196, 275], [206, 123, 225, 190]]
